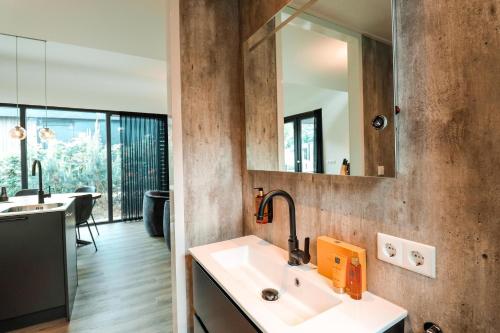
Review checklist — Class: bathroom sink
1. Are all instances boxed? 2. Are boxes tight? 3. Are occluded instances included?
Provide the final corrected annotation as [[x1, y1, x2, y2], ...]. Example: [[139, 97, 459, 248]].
[[1, 203, 64, 213], [190, 235, 407, 333], [211, 245, 340, 325]]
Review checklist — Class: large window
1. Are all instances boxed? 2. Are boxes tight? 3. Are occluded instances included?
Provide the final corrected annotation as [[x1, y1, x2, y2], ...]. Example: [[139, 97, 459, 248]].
[[0, 106, 22, 196], [0, 104, 168, 223], [26, 109, 110, 221], [284, 109, 323, 173]]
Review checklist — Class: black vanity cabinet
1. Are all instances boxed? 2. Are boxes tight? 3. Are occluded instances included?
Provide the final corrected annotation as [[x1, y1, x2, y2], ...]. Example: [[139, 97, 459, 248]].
[[192, 261, 259, 333], [192, 259, 404, 333], [0, 202, 77, 332]]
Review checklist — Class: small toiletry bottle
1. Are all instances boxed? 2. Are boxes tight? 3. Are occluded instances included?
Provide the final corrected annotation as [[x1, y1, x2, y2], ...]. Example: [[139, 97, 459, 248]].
[[340, 159, 349, 175], [0, 187, 8, 202], [346, 256, 362, 300], [254, 188, 273, 224], [331, 253, 347, 294]]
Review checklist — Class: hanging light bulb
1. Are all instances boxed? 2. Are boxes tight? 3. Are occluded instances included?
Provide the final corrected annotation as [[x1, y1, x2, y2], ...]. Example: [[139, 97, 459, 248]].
[[39, 40, 55, 141], [9, 125, 27, 140], [10, 36, 27, 140], [38, 127, 55, 140]]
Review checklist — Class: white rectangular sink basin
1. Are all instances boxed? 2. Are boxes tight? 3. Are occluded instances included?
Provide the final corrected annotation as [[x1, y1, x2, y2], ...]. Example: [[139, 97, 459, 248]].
[[190, 235, 407, 333], [211, 245, 340, 326]]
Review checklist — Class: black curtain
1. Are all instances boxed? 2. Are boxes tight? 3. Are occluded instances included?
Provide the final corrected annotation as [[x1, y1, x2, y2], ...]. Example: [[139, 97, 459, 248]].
[[120, 115, 168, 221]]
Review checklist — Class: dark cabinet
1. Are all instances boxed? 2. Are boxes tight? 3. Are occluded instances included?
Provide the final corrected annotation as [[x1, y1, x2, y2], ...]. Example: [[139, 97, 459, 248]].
[[192, 261, 259, 333], [0, 203, 77, 331], [63, 203, 78, 319], [0, 212, 65, 319]]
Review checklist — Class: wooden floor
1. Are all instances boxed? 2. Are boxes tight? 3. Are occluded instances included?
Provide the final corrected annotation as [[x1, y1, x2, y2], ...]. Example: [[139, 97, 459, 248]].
[[12, 222, 172, 333]]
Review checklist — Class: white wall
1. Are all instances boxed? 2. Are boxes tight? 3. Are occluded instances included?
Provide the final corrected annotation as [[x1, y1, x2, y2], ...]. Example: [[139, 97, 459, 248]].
[[283, 83, 349, 174], [277, 12, 364, 175], [0, 0, 167, 60], [0, 35, 167, 114]]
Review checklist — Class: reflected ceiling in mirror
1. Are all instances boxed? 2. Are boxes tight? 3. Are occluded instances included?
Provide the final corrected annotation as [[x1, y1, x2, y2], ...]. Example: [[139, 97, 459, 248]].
[[244, 0, 396, 178]]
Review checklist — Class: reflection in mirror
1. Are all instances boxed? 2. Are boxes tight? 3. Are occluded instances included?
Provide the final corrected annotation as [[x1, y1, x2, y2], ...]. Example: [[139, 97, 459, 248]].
[[244, 0, 396, 177]]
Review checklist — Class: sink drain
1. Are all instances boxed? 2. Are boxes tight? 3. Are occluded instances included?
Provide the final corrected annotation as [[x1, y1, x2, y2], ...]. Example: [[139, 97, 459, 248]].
[[261, 288, 279, 301]]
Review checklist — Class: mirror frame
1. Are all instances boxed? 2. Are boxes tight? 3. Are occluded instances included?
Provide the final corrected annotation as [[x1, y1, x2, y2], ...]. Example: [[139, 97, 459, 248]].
[[243, 0, 400, 179]]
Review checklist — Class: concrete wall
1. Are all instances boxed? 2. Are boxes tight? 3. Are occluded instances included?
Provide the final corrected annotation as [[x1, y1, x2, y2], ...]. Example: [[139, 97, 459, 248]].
[[362, 36, 395, 177], [243, 26, 280, 171], [176, 0, 243, 329], [240, 0, 500, 332]]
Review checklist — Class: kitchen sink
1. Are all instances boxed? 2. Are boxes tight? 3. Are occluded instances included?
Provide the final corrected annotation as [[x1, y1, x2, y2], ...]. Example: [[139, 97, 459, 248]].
[[1, 203, 64, 213]]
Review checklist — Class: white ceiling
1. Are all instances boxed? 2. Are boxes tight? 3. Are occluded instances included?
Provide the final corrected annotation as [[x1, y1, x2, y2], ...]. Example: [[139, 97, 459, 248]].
[[0, 0, 167, 60], [292, 0, 393, 43], [280, 23, 348, 92]]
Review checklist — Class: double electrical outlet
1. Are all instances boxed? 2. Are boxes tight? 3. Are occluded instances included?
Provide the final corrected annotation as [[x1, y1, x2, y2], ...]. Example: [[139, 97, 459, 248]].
[[377, 233, 436, 278]]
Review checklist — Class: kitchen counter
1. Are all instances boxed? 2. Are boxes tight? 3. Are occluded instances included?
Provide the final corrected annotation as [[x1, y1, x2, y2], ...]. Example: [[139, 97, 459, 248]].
[[0, 194, 79, 216], [0, 194, 78, 331]]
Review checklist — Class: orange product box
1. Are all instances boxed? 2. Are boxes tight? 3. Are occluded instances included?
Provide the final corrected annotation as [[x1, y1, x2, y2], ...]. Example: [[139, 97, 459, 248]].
[[317, 236, 367, 292]]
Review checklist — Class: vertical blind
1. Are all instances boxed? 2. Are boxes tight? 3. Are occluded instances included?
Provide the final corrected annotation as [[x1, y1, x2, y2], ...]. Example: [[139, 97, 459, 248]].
[[120, 115, 168, 221]]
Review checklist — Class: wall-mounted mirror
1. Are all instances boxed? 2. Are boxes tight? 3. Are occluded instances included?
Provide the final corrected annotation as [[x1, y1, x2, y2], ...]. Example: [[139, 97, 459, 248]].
[[244, 0, 397, 177]]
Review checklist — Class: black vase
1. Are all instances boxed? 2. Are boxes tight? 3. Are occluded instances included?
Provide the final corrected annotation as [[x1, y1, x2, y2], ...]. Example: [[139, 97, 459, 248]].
[[143, 191, 169, 237]]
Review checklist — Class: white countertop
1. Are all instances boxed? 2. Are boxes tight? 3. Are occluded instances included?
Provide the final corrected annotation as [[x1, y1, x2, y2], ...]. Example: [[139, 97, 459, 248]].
[[0, 194, 76, 217], [190, 235, 407, 333]]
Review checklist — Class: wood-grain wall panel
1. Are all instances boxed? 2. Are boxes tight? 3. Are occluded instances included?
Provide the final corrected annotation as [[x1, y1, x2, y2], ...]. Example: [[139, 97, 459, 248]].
[[243, 27, 280, 171], [180, 0, 243, 248], [178, 0, 244, 329], [362, 36, 396, 177]]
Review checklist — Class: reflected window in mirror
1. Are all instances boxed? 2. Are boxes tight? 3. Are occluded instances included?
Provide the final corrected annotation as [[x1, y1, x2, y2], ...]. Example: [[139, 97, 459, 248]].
[[284, 109, 323, 173]]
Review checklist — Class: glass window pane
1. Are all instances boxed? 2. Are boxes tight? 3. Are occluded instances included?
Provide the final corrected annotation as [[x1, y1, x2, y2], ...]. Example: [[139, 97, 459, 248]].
[[301, 117, 315, 173], [111, 115, 122, 221], [0, 107, 22, 196], [26, 108, 109, 221], [284, 122, 296, 171]]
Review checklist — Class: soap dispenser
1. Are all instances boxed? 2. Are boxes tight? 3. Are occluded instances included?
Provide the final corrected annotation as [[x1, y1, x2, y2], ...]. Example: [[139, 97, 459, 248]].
[[254, 187, 273, 224]]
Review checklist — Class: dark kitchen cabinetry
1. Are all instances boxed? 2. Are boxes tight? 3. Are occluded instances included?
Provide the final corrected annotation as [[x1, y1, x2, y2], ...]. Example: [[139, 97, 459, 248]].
[[0, 202, 77, 332]]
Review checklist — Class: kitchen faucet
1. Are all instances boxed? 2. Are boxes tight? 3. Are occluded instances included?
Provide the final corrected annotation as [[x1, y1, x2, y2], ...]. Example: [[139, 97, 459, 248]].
[[31, 160, 51, 204], [257, 190, 310, 266]]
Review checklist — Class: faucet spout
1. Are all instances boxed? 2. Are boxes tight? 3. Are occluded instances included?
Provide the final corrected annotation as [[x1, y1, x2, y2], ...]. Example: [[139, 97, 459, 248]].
[[31, 160, 50, 204], [257, 189, 296, 236], [32, 160, 43, 190], [257, 189, 310, 266]]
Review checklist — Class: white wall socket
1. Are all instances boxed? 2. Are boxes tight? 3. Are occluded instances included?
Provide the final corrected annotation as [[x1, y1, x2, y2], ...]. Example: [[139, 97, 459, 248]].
[[377, 233, 436, 278], [377, 233, 403, 266]]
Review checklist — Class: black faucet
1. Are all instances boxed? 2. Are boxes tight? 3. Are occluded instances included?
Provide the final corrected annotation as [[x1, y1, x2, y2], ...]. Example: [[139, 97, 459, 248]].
[[257, 190, 310, 266], [31, 160, 51, 204]]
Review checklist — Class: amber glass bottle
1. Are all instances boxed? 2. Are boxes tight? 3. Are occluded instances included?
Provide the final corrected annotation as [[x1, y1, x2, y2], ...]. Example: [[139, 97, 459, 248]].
[[254, 188, 273, 224], [346, 256, 362, 300]]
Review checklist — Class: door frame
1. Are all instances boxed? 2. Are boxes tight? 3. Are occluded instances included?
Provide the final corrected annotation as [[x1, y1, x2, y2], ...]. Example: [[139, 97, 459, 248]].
[[284, 108, 324, 173]]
